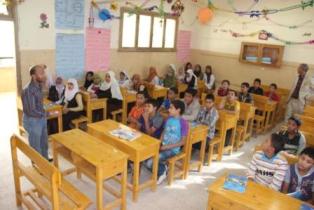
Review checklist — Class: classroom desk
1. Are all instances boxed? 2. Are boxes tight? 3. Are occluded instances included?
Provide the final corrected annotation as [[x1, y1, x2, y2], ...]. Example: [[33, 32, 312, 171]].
[[121, 89, 137, 124], [51, 129, 128, 210], [177, 82, 188, 96], [263, 101, 278, 131], [80, 91, 107, 123], [87, 120, 160, 202], [207, 175, 303, 210], [147, 85, 168, 99]]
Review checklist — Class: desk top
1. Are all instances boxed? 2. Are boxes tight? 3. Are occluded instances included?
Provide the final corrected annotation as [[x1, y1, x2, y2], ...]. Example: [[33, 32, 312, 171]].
[[87, 120, 160, 151], [208, 176, 303, 210], [51, 129, 127, 166]]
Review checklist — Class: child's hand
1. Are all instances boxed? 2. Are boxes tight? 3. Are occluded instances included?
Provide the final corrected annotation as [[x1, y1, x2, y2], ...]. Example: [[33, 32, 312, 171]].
[[63, 107, 69, 114]]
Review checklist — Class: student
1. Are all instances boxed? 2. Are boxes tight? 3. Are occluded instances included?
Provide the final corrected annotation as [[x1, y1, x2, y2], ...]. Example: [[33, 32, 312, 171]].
[[217, 80, 230, 97], [203, 65, 215, 93], [118, 70, 129, 87], [282, 147, 314, 204], [238, 82, 253, 104], [184, 62, 193, 73], [146, 100, 189, 184], [177, 66, 186, 83], [128, 91, 147, 128], [83, 71, 94, 90], [278, 116, 306, 157], [163, 64, 177, 88], [159, 87, 178, 112], [138, 99, 164, 139], [194, 64, 204, 80], [87, 74, 102, 98], [128, 74, 146, 92], [249, 78, 264, 95], [184, 69, 198, 90], [265, 83, 280, 102], [146, 66, 160, 86], [182, 88, 201, 122], [62, 79, 84, 131], [247, 133, 288, 191], [194, 94, 219, 147], [48, 76, 65, 103], [218, 90, 240, 146]]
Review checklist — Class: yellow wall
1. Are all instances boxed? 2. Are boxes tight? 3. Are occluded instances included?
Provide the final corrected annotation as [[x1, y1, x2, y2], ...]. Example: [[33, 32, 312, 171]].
[[0, 67, 17, 92]]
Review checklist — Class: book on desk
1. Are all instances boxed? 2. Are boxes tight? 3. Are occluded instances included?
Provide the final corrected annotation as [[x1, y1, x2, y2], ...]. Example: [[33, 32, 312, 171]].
[[109, 124, 142, 141], [223, 174, 248, 193]]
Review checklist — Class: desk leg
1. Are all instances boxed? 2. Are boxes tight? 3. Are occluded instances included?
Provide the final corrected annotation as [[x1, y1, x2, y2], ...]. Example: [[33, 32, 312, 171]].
[[151, 153, 159, 191], [122, 102, 127, 124], [132, 161, 140, 202], [199, 139, 206, 172], [229, 128, 236, 155], [58, 113, 63, 133], [264, 111, 271, 132], [52, 141, 59, 168], [184, 141, 193, 179], [96, 168, 104, 210], [120, 161, 127, 210]]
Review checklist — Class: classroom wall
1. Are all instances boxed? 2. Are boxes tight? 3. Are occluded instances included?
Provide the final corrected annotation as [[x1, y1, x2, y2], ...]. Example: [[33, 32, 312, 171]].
[[0, 67, 17, 92], [191, 0, 314, 89], [16, 0, 198, 87]]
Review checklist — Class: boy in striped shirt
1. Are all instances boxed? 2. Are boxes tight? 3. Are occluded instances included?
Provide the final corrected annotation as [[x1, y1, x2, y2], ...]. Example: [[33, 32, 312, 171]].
[[248, 133, 288, 191]]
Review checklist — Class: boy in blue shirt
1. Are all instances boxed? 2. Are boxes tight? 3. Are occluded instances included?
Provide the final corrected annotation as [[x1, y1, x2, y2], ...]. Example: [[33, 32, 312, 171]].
[[146, 100, 189, 184], [159, 87, 178, 111]]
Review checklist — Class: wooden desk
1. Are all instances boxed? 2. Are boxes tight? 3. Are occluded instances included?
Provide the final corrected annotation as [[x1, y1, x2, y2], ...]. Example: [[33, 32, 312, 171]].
[[87, 120, 160, 202], [80, 91, 107, 123], [147, 85, 168, 100], [51, 129, 128, 210], [264, 100, 278, 131], [120, 88, 137, 124], [177, 82, 188, 96], [207, 175, 303, 210]]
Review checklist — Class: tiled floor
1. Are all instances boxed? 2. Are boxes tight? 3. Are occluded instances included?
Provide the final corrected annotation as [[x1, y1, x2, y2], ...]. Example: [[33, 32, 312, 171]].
[[0, 92, 276, 210]]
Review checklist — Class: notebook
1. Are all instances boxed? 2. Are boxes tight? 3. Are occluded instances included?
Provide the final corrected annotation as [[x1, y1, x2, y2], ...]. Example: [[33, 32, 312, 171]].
[[109, 124, 141, 141], [223, 174, 248, 193]]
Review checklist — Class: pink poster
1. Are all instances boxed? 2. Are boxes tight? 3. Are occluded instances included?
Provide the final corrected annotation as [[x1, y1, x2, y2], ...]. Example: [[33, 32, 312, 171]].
[[85, 28, 110, 71], [176, 30, 192, 63]]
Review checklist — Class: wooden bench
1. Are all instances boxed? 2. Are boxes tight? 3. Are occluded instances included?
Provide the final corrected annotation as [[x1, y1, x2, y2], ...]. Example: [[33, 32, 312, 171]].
[[11, 134, 91, 210], [197, 80, 205, 96], [120, 87, 137, 124], [145, 83, 168, 100], [167, 128, 191, 185], [71, 116, 89, 129], [303, 105, 314, 118], [177, 82, 188, 97], [80, 91, 107, 123], [295, 114, 314, 147]]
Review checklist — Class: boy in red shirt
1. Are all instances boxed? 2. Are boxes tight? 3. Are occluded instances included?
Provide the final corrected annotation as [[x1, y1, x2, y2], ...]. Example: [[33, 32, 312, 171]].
[[265, 83, 280, 102]]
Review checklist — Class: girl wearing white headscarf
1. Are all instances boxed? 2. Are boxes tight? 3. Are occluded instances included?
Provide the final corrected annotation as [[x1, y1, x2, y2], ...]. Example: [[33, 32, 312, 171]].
[[98, 71, 123, 118], [163, 64, 177, 88], [184, 69, 198, 90], [118, 70, 130, 87], [62, 78, 84, 130]]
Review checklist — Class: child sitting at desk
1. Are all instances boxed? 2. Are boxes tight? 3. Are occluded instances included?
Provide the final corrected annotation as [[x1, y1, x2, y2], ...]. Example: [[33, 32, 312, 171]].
[[128, 91, 147, 129], [82, 71, 94, 91], [194, 64, 204, 80], [249, 78, 264, 96], [137, 99, 164, 139], [177, 66, 186, 83], [159, 87, 178, 112], [278, 116, 306, 157], [146, 100, 189, 184], [118, 70, 129, 87], [146, 66, 160, 86], [265, 83, 280, 102], [62, 79, 84, 131], [238, 82, 253, 104], [203, 65, 215, 94], [163, 64, 177, 88], [282, 147, 314, 204], [184, 69, 198, 90], [87, 74, 102, 98], [217, 80, 230, 97], [218, 89, 240, 146], [128, 74, 146, 93], [247, 133, 288, 191]]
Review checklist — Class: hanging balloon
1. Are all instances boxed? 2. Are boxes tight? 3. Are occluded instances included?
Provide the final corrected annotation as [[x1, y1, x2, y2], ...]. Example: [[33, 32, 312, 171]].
[[198, 7, 213, 24], [99, 8, 113, 21]]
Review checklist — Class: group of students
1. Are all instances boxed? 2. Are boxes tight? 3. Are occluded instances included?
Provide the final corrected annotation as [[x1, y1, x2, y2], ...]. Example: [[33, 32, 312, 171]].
[[30, 63, 313, 204]]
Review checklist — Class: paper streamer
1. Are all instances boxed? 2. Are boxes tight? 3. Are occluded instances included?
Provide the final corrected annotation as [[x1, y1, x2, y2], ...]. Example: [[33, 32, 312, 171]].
[[55, 0, 85, 29], [85, 28, 111, 71], [56, 34, 85, 79], [176, 30, 192, 62]]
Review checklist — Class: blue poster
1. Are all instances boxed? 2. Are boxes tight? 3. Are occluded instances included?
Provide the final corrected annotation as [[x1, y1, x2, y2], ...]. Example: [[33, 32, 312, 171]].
[[56, 33, 85, 79], [55, 0, 84, 29]]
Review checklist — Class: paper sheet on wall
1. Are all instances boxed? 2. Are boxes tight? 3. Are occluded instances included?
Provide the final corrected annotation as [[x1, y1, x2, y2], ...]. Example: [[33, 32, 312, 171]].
[[55, 0, 85, 29], [56, 33, 85, 79], [176, 30, 192, 63], [85, 28, 110, 72]]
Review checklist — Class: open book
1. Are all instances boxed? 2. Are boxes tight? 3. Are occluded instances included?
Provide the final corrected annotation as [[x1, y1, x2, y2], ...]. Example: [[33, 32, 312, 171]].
[[223, 174, 248, 193], [109, 124, 141, 141]]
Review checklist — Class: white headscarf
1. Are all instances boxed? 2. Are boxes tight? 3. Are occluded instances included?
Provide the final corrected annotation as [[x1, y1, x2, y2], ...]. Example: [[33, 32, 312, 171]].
[[64, 78, 79, 101], [186, 69, 198, 89], [169, 64, 176, 74], [100, 71, 123, 100], [119, 70, 129, 86]]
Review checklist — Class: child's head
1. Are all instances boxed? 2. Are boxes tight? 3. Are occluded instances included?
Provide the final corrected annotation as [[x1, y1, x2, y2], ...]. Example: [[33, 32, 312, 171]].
[[194, 64, 201, 72], [298, 63, 309, 76], [262, 133, 284, 156], [144, 99, 158, 114], [241, 82, 250, 93], [105, 72, 111, 83], [167, 65, 176, 76], [136, 91, 146, 106], [269, 83, 277, 93], [185, 62, 192, 71], [132, 74, 141, 85], [93, 74, 102, 85], [120, 72, 126, 81], [227, 89, 237, 101], [184, 88, 197, 104], [253, 78, 261, 88], [86, 71, 94, 81], [287, 116, 301, 133], [169, 100, 185, 117], [221, 80, 230, 90], [168, 87, 178, 100], [205, 94, 215, 110], [298, 147, 314, 172], [205, 65, 212, 74], [55, 77, 63, 85]]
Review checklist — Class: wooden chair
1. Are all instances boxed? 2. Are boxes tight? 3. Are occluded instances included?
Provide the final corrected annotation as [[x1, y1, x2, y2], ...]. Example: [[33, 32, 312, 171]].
[[254, 146, 298, 165], [167, 128, 191, 185], [252, 94, 269, 134], [197, 80, 205, 97], [11, 134, 91, 210], [177, 82, 188, 97], [186, 125, 208, 173], [234, 103, 256, 150], [71, 116, 89, 129], [207, 136, 222, 166], [303, 106, 314, 118]]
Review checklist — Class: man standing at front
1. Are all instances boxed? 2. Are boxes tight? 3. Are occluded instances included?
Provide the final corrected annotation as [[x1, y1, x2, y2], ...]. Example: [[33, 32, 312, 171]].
[[285, 63, 312, 122], [21, 65, 49, 159]]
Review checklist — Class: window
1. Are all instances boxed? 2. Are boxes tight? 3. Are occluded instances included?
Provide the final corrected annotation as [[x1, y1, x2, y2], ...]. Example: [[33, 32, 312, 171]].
[[0, 20, 15, 67], [119, 7, 178, 52], [0, 0, 13, 18]]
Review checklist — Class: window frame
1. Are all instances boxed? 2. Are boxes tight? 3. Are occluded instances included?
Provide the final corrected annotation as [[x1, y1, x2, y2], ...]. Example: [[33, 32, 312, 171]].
[[118, 7, 178, 52]]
